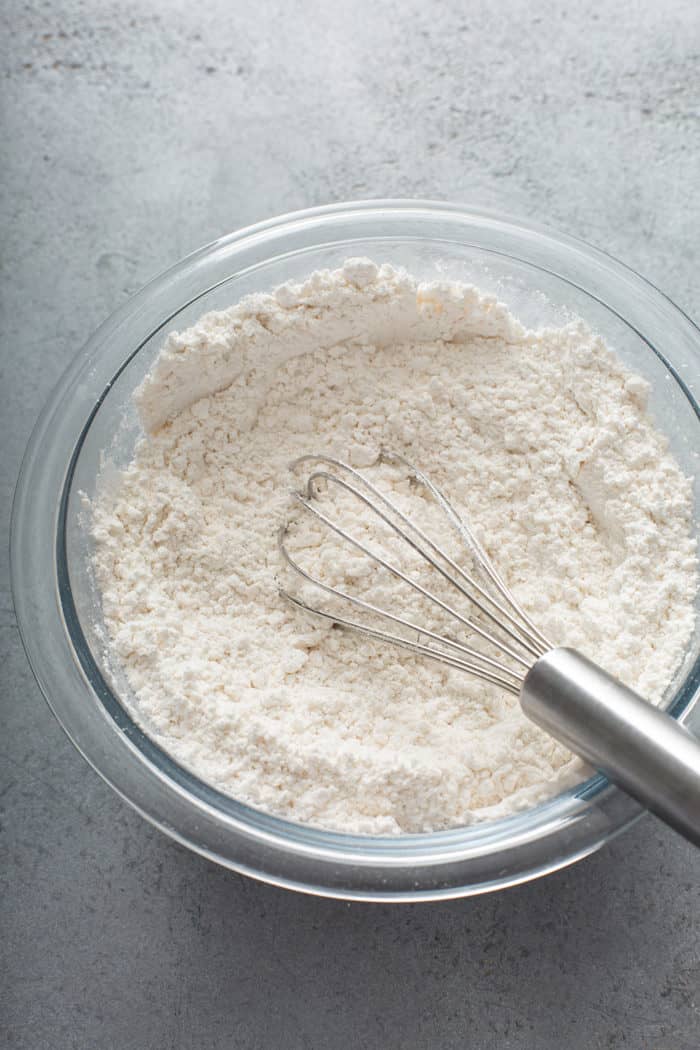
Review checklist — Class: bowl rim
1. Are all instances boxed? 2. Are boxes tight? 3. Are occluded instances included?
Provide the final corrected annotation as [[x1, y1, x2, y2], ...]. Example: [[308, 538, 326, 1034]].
[[11, 198, 700, 900]]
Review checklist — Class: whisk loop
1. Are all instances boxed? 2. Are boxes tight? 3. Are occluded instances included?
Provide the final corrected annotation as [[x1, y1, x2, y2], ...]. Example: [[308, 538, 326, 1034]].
[[278, 451, 552, 697]]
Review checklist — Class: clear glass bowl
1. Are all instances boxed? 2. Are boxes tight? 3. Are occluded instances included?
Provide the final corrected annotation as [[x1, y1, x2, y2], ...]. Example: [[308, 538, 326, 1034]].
[[11, 200, 700, 901]]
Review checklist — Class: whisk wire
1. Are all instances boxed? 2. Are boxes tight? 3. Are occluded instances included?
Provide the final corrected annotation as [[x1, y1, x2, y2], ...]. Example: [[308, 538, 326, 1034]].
[[282, 590, 523, 696], [383, 450, 552, 654], [293, 453, 550, 657], [280, 452, 553, 692], [289, 487, 531, 671], [303, 467, 543, 661], [278, 529, 525, 684]]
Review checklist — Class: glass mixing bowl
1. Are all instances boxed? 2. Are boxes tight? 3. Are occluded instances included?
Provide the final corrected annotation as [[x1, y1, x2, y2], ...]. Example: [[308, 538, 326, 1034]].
[[11, 200, 700, 900]]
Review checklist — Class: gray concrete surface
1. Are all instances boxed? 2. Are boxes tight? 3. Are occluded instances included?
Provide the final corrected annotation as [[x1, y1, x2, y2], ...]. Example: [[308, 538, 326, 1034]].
[[2, 1, 699, 1047]]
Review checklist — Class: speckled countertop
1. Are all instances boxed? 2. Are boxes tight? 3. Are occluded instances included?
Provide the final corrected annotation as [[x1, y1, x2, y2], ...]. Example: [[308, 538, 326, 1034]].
[[2, 2, 699, 1047]]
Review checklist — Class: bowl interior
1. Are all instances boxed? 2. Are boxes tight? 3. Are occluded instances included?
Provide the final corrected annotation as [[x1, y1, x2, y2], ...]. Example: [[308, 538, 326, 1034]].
[[64, 236, 700, 841]]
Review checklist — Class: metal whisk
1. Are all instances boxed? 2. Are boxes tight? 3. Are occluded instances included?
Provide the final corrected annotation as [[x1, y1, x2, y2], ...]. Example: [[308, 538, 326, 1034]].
[[279, 451, 700, 846]]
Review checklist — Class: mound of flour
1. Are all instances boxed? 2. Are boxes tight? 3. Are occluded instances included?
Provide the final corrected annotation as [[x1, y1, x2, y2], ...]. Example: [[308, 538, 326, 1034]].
[[91, 259, 697, 834]]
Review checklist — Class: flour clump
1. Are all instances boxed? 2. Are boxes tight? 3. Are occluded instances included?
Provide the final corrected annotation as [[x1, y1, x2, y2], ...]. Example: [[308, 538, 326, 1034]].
[[91, 260, 697, 834]]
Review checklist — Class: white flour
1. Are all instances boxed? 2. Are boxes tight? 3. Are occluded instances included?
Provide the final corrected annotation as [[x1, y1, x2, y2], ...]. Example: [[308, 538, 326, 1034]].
[[91, 260, 697, 834]]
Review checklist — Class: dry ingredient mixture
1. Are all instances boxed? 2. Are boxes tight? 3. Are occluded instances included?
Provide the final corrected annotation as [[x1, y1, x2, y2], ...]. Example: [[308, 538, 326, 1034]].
[[91, 259, 697, 834]]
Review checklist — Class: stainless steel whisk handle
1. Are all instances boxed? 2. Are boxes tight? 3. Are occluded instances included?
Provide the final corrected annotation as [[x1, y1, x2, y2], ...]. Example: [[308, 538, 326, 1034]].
[[521, 648, 700, 846]]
